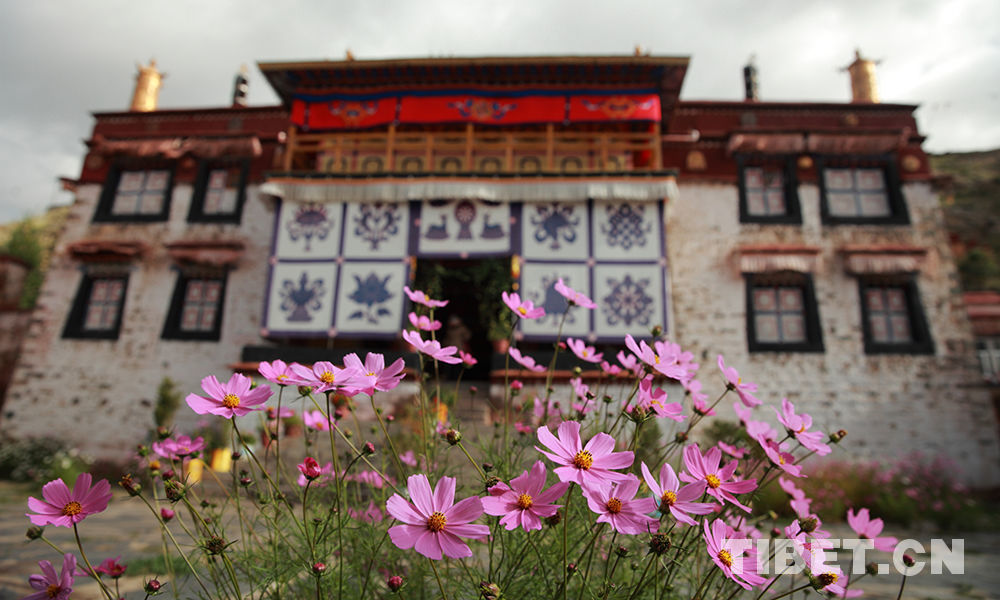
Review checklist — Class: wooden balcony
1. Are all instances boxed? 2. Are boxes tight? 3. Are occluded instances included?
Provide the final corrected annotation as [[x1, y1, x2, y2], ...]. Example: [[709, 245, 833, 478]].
[[281, 123, 663, 175]]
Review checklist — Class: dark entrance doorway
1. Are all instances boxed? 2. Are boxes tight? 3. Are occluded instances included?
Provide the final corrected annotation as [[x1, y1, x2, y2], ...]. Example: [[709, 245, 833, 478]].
[[413, 257, 511, 380]]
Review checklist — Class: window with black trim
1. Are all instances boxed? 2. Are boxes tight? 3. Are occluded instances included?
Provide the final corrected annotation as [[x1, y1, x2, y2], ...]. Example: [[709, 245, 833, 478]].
[[63, 272, 129, 339], [161, 271, 227, 341], [746, 272, 823, 352], [188, 160, 249, 223], [818, 156, 908, 224], [858, 275, 933, 354], [94, 162, 174, 222], [737, 156, 801, 224]]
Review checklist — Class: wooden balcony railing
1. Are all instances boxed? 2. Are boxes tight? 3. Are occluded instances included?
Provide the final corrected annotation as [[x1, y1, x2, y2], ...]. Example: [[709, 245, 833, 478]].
[[282, 123, 663, 175]]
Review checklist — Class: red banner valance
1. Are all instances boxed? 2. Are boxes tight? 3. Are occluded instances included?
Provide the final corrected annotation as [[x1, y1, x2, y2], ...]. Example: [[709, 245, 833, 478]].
[[398, 95, 564, 124], [292, 98, 398, 129], [569, 95, 660, 121]]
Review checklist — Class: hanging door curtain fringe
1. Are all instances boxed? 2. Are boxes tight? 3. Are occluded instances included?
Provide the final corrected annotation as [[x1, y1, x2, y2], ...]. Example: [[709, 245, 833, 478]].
[[261, 177, 677, 203]]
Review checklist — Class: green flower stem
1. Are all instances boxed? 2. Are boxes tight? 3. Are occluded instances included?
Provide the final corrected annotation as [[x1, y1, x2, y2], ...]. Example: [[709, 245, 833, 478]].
[[542, 310, 571, 404], [606, 377, 641, 437], [576, 524, 607, 600], [625, 553, 656, 600], [371, 393, 407, 478], [72, 523, 116, 600], [502, 320, 515, 468], [456, 440, 487, 481], [768, 582, 813, 600], [896, 573, 909, 600], [562, 482, 574, 600], [274, 385, 285, 491], [36, 534, 67, 556], [358, 527, 391, 598], [136, 494, 213, 598], [428, 557, 450, 600]]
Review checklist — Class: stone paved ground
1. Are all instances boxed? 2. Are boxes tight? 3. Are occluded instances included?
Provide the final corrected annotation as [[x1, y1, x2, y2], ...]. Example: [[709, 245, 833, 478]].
[[1, 481, 996, 600]]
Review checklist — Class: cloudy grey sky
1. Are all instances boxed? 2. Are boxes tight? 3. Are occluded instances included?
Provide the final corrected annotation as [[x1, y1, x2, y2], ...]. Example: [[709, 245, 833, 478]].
[[1, 0, 997, 222]]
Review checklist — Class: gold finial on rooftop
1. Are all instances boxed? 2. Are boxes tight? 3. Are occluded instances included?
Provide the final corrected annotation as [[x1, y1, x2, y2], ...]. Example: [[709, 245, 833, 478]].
[[845, 49, 880, 103], [130, 59, 164, 112]]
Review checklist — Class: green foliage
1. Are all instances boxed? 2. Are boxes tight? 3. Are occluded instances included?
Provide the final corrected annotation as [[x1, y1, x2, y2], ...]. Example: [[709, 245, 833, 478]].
[[958, 248, 1000, 290], [0, 220, 44, 309], [0, 435, 90, 484], [154, 377, 183, 429]]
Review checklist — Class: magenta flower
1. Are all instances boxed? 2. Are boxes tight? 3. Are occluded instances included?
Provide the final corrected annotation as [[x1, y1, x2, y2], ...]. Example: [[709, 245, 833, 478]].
[[554, 278, 597, 309], [680, 444, 756, 512], [290, 361, 370, 394], [343, 352, 406, 395], [94, 556, 126, 579], [778, 477, 813, 518], [583, 475, 658, 535], [297, 461, 335, 487], [508, 347, 546, 372], [298, 457, 322, 481], [536, 421, 633, 487], [403, 286, 448, 308], [258, 359, 295, 386], [459, 350, 478, 366], [640, 462, 714, 526], [684, 379, 715, 415], [151, 435, 205, 460], [566, 337, 603, 363], [303, 409, 334, 431], [630, 376, 684, 421], [624, 335, 687, 380], [266, 406, 295, 420], [599, 360, 623, 376], [185, 373, 272, 419], [483, 460, 570, 531], [24, 553, 75, 600], [755, 436, 804, 477], [160, 508, 175, 522], [703, 519, 766, 590], [533, 396, 562, 426], [386, 474, 489, 560], [502, 291, 546, 319], [847, 508, 898, 552], [401, 330, 463, 364], [717, 355, 761, 407], [616, 350, 643, 377], [717, 441, 747, 459], [26, 473, 112, 528], [408, 312, 442, 331], [398, 450, 418, 467], [775, 398, 831, 456], [348, 500, 384, 524]]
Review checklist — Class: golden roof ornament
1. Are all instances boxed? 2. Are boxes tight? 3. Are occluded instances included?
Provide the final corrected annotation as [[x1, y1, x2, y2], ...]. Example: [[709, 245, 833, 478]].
[[130, 59, 164, 112], [844, 49, 880, 103]]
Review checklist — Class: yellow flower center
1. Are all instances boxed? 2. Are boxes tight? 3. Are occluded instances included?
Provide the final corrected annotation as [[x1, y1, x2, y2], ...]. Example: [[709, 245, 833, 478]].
[[572, 450, 594, 470], [516, 493, 534, 510], [367, 371, 376, 377], [149, 460, 161, 471], [583, 350, 590, 357], [427, 511, 447, 532], [718, 549, 733, 568], [46, 584, 62, 598], [517, 306, 527, 315], [705, 474, 721, 489], [320, 371, 336, 385], [654, 354, 661, 364], [779, 455, 786, 465], [62, 501, 82, 517], [605, 497, 623, 514], [660, 490, 677, 508], [222, 393, 240, 409], [797, 425, 806, 433]]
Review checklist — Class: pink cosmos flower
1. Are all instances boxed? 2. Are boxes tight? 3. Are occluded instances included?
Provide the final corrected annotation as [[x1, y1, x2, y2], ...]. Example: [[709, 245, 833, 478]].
[[27, 473, 112, 527], [717, 355, 761, 407], [399, 450, 418, 467], [629, 376, 684, 421], [343, 352, 406, 396], [732, 401, 753, 425], [386, 474, 489, 560], [298, 457, 322, 481], [535, 421, 633, 487], [847, 508, 898, 552], [151, 435, 205, 460], [408, 312, 442, 331], [554, 278, 597, 309], [349, 500, 384, 524], [703, 519, 767, 590], [616, 350, 643, 377], [350, 470, 395, 489], [403, 286, 448, 308], [185, 373, 272, 419], [483, 460, 570, 531], [290, 361, 370, 394], [401, 330, 463, 364], [160, 508, 175, 522], [24, 553, 75, 600], [297, 461, 335, 487], [94, 556, 126, 579], [508, 347, 546, 372], [624, 335, 688, 380], [680, 444, 757, 512], [755, 436, 804, 477], [778, 476, 813, 518], [266, 406, 295, 420], [717, 442, 747, 459], [824, 573, 864, 598], [502, 291, 546, 319], [640, 462, 714, 526], [684, 379, 714, 415], [258, 359, 295, 386], [533, 396, 562, 426], [303, 409, 334, 431], [746, 419, 778, 442], [775, 398, 831, 456], [599, 360, 623, 376], [570, 377, 591, 402], [459, 350, 478, 366], [566, 338, 603, 363], [583, 475, 658, 535]]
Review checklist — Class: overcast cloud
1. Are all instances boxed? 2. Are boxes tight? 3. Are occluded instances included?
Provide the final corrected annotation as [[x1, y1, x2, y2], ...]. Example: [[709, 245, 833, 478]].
[[1, 0, 997, 222]]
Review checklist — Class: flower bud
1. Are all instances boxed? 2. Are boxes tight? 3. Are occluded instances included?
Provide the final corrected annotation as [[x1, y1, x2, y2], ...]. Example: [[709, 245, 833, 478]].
[[545, 511, 562, 527], [479, 582, 501, 600], [298, 457, 322, 481], [902, 554, 916, 567], [119, 474, 141, 497], [810, 572, 838, 589], [798, 517, 818, 534], [865, 561, 879, 576], [156, 426, 171, 440], [144, 578, 162, 594], [650, 325, 663, 338], [469, 386, 478, 396], [445, 429, 462, 445], [203, 536, 229, 556], [602, 395, 613, 404], [312, 562, 327, 576], [566, 562, 577, 574], [136, 444, 150, 457], [648, 533, 670, 555], [572, 366, 582, 376], [160, 469, 175, 481], [387, 575, 404, 592], [829, 429, 848, 443], [160, 508, 175, 522], [485, 476, 500, 489], [164, 480, 185, 503], [362, 442, 376, 456], [614, 545, 629, 558], [482, 462, 494, 472], [25, 525, 44, 540], [675, 431, 688, 443], [231, 450, 242, 461], [770, 527, 782, 538]]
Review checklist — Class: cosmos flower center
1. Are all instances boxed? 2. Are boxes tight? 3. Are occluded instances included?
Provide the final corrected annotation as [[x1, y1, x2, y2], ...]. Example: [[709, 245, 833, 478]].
[[516, 493, 534, 510], [660, 490, 677, 508], [427, 511, 447, 532], [717, 549, 733, 568], [149, 460, 161, 471], [222, 394, 240, 409], [517, 306, 527, 315], [817, 572, 838, 586], [62, 501, 82, 516], [705, 474, 721, 489], [605, 497, 623, 514], [276, 374, 288, 382], [654, 354, 661, 364], [46, 584, 62, 598], [779, 455, 786, 465], [582, 350, 590, 357], [572, 450, 594, 470], [797, 425, 806, 433], [320, 371, 336, 384], [367, 371, 376, 377]]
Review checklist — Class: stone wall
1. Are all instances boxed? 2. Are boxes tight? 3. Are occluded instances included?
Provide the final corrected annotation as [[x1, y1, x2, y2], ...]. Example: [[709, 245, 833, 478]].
[[667, 180, 1000, 486]]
